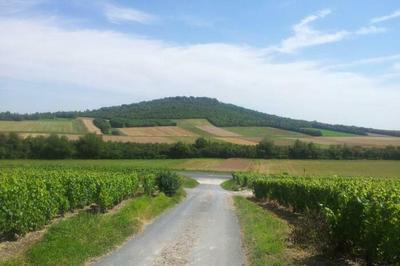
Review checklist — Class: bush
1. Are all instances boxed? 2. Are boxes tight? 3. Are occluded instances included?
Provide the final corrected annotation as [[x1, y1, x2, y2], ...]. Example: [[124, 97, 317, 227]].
[[156, 171, 181, 196]]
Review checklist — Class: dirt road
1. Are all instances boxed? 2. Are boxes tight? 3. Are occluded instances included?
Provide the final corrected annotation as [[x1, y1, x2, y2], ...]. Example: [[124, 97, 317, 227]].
[[95, 172, 245, 266]]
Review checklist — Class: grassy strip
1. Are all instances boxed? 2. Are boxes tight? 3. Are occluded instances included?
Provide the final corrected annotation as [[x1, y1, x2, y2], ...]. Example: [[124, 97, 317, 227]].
[[1, 192, 184, 266], [221, 179, 240, 191], [234, 196, 290, 266], [181, 176, 199, 188]]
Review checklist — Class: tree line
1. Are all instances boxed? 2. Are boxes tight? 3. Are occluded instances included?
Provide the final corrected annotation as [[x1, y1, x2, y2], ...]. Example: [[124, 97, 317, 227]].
[[1, 133, 399, 160]]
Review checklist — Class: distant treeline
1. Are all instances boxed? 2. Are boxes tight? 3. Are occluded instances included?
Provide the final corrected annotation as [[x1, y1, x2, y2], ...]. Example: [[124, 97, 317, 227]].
[[0, 111, 77, 121], [1, 133, 399, 160], [2, 97, 400, 137]]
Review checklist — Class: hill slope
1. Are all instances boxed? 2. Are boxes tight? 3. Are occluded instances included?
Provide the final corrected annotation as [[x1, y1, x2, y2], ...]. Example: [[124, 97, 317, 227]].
[[82, 97, 399, 137], [1, 96, 399, 137]]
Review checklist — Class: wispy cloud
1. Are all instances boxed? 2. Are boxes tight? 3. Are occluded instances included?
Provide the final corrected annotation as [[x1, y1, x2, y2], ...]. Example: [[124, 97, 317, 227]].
[[103, 3, 158, 24], [371, 9, 400, 24], [275, 9, 349, 53], [355, 25, 387, 35], [268, 9, 386, 54], [326, 54, 400, 70]]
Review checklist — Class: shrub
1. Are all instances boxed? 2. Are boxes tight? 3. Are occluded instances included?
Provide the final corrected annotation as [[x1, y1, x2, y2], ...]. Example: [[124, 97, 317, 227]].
[[156, 171, 181, 196]]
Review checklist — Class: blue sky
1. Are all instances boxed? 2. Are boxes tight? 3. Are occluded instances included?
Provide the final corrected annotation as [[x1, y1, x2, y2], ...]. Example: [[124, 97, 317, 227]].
[[0, 0, 399, 129]]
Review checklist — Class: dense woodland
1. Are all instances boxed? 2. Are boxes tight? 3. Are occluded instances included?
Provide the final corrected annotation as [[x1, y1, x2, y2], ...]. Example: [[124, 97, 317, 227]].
[[1, 133, 399, 160], [1, 97, 399, 137]]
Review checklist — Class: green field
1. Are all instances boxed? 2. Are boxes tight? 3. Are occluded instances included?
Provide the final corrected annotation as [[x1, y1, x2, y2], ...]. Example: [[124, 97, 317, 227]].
[[304, 128, 357, 137], [0, 119, 88, 134], [174, 119, 215, 138], [1, 159, 399, 178]]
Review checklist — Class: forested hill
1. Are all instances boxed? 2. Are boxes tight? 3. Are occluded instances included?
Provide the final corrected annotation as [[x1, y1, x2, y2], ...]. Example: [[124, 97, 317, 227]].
[[81, 97, 398, 137], [1, 96, 399, 137], [84, 97, 319, 134]]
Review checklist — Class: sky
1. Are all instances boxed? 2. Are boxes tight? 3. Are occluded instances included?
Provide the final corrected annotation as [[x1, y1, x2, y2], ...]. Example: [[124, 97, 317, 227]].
[[0, 0, 399, 129]]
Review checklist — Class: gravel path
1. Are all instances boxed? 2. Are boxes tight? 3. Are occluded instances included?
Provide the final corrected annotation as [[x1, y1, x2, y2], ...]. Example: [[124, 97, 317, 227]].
[[95, 172, 245, 266]]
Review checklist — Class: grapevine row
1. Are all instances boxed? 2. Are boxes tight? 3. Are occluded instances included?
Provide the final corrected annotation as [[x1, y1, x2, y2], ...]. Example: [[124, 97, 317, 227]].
[[0, 167, 165, 239], [233, 172, 400, 264]]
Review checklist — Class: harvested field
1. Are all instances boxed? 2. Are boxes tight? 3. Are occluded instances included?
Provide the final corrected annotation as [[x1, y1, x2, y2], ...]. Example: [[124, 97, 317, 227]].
[[297, 136, 400, 147], [224, 127, 306, 138], [118, 126, 196, 137], [77, 117, 102, 134], [177, 158, 253, 172], [177, 159, 225, 171], [215, 158, 253, 171], [196, 125, 241, 137], [216, 137, 258, 145], [0, 119, 87, 134], [102, 135, 175, 144], [18, 133, 174, 144], [248, 159, 400, 178]]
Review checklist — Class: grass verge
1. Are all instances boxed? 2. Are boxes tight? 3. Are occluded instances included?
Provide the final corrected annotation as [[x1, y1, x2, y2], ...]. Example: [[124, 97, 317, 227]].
[[1, 191, 184, 266], [181, 176, 199, 188], [234, 196, 290, 266], [221, 179, 240, 191]]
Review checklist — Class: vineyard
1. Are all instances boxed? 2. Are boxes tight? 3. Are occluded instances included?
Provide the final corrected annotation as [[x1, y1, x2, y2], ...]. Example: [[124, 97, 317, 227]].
[[232, 172, 400, 264], [0, 166, 181, 240]]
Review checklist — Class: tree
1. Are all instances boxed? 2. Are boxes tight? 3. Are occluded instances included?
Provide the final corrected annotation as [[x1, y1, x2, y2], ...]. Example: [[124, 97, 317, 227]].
[[76, 134, 104, 158], [194, 137, 208, 149], [40, 134, 73, 159], [257, 138, 275, 158]]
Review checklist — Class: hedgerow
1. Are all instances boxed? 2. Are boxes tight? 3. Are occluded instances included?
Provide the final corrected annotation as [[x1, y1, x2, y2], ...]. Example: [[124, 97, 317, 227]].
[[232, 172, 400, 264]]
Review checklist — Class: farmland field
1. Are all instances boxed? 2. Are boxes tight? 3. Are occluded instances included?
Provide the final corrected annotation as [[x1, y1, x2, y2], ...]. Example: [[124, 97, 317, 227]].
[[77, 117, 102, 134], [0, 119, 88, 134], [224, 126, 306, 139], [1, 117, 400, 147], [118, 126, 195, 137], [196, 124, 241, 137], [1, 159, 399, 177], [305, 128, 356, 137]]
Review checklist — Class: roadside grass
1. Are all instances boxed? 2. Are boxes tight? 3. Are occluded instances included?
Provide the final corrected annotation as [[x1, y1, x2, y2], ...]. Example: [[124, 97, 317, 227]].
[[234, 196, 291, 266], [221, 179, 240, 191], [181, 176, 199, 188], [1, 192, 184, 266]]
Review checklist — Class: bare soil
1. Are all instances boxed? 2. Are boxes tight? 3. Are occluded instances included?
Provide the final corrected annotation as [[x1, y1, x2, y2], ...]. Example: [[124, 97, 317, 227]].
[[78, 117, 102, 134]]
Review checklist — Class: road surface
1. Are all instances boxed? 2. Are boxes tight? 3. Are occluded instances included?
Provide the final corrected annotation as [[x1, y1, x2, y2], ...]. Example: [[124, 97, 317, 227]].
[[95, 172, 245, 266]]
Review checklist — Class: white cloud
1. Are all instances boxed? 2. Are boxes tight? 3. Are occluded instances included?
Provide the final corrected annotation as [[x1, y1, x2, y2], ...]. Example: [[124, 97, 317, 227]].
[[0, 17, 399, 129], [104, 3, 157, 24], [355, 25, 387, 35], [270, 9, 386, 54], [273, 9, 350, 53], [371, 9, 400, 24]]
